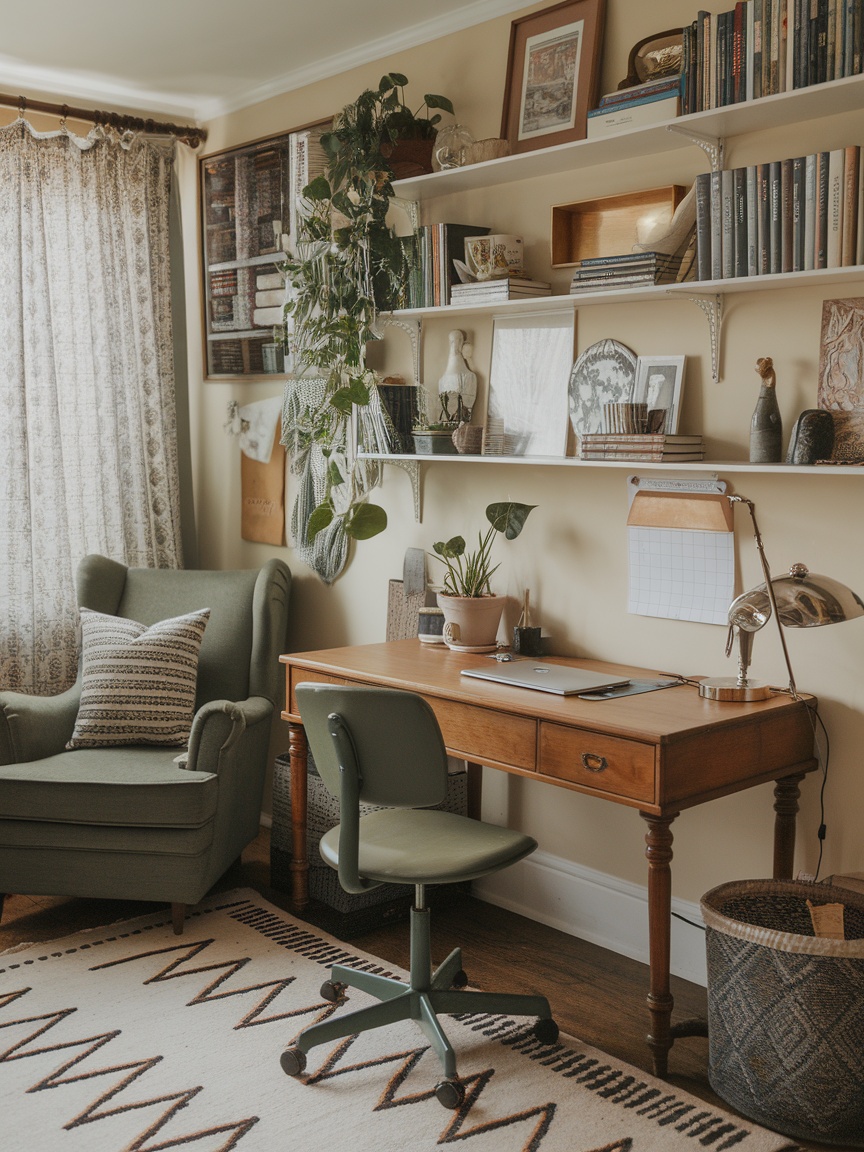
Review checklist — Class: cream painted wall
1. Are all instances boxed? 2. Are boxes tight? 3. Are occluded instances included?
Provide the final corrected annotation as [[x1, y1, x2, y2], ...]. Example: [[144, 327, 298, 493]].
[[192, 1, 864, 904]]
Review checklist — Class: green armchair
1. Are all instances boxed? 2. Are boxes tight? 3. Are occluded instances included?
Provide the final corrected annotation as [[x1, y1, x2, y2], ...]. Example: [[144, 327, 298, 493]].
[[0, 554, 291, 933]]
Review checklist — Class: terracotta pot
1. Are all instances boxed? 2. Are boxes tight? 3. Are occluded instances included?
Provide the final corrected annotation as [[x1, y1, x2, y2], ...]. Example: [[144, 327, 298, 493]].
[[437, 592, 505, 650], [381, 137, 435, 179]]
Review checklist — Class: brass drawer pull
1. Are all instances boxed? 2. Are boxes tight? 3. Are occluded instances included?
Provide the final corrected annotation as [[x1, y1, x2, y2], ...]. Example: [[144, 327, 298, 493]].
[[581, 752, 608, 773]]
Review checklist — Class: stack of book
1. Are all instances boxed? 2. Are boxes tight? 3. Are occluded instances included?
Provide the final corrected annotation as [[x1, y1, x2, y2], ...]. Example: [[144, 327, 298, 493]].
[[578, 433, 704, 461], [587, 76, 683, 138], [695, 144, 862, 279], [569, 251, 687, 293], [450, 277, 552, 304], [682, 0, 864, 115]]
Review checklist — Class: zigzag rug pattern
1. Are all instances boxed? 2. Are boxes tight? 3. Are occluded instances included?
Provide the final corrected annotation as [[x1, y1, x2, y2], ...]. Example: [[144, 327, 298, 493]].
[[0, 889, 799, 1152]]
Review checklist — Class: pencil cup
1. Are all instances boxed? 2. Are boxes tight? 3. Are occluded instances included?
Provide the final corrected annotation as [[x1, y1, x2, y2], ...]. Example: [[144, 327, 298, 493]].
[[602, 402, 648, 433], [512, 626, 542, 656]]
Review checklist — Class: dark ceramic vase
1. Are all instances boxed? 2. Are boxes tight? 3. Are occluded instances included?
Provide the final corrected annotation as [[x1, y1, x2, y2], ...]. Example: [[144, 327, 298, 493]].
[[786, 409, 835, 464], [750, 384, 783, 462]]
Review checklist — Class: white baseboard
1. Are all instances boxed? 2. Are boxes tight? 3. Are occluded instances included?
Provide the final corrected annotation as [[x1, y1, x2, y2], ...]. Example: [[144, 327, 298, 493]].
[[472, 849, 708, 987]]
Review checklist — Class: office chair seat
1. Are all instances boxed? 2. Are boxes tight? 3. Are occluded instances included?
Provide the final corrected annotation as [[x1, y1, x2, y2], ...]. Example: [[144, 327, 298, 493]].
[[280, 684, 558, 1109], [320, 807, 538, 885]]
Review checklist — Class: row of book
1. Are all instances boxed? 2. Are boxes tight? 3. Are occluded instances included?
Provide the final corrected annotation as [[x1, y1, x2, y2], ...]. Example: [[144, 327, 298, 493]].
[[569, 250, 692, 293], [694, 144, 863, 280], [403, 223, 489, 309], [578, 434, 705, 462], [681, 0, 864, 115]]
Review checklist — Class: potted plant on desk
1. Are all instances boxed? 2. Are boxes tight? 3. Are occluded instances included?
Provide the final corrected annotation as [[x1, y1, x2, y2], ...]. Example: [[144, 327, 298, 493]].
[[432, 501, 535, 651]]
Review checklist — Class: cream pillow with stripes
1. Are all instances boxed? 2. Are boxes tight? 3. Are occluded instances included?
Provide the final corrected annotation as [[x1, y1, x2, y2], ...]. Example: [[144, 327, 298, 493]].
[[67, 607, 210, 748]]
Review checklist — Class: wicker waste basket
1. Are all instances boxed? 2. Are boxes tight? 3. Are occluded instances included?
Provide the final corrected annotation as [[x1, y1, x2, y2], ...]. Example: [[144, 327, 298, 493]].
[[701, 879, 864, 1148]]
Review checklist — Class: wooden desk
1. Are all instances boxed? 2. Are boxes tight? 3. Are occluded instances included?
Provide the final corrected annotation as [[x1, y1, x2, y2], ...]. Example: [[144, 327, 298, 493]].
[[280, 640, 817, 1077]]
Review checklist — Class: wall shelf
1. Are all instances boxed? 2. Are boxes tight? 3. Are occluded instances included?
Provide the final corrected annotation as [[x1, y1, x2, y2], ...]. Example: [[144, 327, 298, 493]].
[[394, 74, 864, 200], [358, 452, 863, 475]]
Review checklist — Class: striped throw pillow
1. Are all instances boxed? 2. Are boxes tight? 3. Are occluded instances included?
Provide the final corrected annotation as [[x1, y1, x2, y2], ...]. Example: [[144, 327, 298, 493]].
[[67, 607, 210, 748]]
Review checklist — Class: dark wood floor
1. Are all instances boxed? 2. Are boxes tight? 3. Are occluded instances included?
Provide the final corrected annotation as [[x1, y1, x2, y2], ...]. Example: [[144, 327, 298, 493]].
[[0, 827, 840, 1151]]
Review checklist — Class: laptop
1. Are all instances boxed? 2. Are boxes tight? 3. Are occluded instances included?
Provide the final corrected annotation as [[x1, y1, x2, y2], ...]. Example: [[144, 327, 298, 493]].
[[460, 660, 631, 696]]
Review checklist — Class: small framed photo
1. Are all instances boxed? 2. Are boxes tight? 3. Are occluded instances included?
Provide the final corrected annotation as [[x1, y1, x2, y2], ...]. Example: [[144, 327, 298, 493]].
[[500, 0, 607, 155], [633, 355, 686, 434]]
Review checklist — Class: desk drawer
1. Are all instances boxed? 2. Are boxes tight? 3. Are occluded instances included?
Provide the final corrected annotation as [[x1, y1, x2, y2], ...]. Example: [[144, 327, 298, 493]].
[[539, 722, 655, 802], [430, 699, 536, 772]]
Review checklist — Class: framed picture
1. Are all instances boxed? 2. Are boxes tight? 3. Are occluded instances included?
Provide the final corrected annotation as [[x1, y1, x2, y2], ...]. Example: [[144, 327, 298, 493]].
[[500, 0, 607, 155], [633, 355, 686, 434], [485, 310, 576, 457]]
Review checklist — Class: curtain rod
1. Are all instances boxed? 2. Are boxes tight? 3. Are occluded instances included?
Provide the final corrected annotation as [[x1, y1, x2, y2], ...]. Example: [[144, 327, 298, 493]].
[[0, 92, 207, 147]]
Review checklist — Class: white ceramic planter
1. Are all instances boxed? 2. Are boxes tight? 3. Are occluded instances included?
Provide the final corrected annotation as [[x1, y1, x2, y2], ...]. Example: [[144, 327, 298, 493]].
[[437, 591, 505, 650]]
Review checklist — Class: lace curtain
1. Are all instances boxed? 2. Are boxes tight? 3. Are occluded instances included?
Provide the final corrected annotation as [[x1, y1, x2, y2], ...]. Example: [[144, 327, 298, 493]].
[[0, 120, 183, 695]]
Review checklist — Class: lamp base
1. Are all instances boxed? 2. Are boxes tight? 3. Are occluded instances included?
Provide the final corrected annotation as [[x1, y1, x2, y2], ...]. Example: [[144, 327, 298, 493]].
[[698, 676, 773, 702]]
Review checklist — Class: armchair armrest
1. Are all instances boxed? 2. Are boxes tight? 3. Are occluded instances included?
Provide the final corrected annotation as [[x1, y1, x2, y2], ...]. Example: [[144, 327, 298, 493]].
[[0, 684, 81, 764], [186, 696, 273, 771]]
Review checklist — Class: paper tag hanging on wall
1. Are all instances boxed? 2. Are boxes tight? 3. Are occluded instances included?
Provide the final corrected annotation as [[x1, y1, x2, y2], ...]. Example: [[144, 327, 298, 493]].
[[241, 424, 286, 546], [230, 396, 286, 547]]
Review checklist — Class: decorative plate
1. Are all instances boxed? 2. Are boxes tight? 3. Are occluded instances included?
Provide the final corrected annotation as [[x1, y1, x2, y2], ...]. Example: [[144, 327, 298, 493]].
[[568, 339, 638, 439]]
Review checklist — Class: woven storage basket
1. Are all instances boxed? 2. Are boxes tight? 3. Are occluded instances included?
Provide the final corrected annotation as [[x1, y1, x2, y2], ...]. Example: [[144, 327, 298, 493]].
[[271, 751, 468, 930], [701, 879, 864, 1148]]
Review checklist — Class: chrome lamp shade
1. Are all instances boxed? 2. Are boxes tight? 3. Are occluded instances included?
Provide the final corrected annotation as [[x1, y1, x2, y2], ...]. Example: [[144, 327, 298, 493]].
[[699, 562, 864, 702]]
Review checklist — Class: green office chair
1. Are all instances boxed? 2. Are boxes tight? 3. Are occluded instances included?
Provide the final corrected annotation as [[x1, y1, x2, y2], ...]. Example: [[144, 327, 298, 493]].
[[280, 684, 558, 1109]]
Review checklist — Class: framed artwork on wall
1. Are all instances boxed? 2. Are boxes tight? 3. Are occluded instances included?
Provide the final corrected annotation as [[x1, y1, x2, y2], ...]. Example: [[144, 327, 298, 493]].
[[633, 355, 686, 434], [500, 0, 607, 155]]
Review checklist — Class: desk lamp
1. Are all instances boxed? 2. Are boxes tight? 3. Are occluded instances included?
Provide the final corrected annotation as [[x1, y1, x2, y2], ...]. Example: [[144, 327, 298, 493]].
[[698, 495, 864, 702]]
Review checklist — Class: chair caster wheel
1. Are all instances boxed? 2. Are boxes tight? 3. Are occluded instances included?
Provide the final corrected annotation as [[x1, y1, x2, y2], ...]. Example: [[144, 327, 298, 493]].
[[533, 1017, 559, 1045], [280, 1046, 307, 1077], [319, 980, 346, 1002], [451, 969, 469, 989], [435, 1078, 465, 1109]]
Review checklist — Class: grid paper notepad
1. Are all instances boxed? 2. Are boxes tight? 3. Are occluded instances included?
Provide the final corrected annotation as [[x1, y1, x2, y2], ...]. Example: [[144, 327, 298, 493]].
[[628, 524, 734, 625]]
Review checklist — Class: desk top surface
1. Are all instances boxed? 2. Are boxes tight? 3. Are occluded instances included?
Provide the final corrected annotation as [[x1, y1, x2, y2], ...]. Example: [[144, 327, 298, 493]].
[[281, 639, 812, 746]]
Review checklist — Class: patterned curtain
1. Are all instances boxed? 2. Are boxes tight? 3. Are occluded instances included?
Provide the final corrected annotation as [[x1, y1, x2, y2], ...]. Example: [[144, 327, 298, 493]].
[[0, 119, 183, 695]]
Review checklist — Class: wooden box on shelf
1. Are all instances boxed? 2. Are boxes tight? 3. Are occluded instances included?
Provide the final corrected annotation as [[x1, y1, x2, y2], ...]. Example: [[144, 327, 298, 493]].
[[551, 185, 687, 267]]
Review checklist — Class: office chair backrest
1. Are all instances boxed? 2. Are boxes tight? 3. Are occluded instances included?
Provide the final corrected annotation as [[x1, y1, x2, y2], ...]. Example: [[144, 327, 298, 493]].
[[295, 685, 448, 809]]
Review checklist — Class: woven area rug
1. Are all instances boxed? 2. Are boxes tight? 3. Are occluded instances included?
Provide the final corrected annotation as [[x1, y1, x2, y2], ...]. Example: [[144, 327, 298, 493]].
[[0, 889, 799, 1152]]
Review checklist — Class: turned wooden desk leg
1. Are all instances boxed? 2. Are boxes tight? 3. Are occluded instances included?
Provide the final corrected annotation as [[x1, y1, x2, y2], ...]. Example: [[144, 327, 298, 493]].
[[641, 811, 678, 1079], [288, 722, 309, 912], [773, 772, 806, 880], [466, 761, 483, 820]]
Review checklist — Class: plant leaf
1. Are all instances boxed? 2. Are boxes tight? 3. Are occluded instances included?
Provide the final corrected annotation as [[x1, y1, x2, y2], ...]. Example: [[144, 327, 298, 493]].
[[345, 502, 387, 540], [327, 459, 344, 486], [303, 174, 332, 201], [424, 94, 455, 115], [306, 502, 334, 542], [433, 536, 466, 559], [486, 501, 537, 540]]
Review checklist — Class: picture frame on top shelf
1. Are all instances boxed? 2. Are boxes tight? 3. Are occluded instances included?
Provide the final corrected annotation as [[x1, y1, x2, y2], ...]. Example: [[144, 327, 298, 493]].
[[633, 355, 686, 434], [500, 0, 606, 156]]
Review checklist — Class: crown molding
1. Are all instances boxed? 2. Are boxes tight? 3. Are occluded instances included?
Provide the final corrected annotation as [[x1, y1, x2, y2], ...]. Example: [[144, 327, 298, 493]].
[[195, 0, 532, 121]]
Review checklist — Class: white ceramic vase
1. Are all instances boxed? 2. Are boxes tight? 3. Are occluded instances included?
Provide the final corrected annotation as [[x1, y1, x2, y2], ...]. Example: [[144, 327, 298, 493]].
[[437, 591, 505, 650]]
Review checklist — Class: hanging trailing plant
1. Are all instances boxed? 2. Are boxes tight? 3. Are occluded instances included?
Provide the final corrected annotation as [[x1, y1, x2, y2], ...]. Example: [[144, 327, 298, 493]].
[[282, 75, 453, 573]]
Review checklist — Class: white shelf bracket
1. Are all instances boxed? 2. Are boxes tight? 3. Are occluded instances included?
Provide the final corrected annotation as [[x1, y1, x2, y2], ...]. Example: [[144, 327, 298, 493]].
[[676, 293, 724, 382], [666, 124, 725, 172], [385, 459, 422, 521]]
